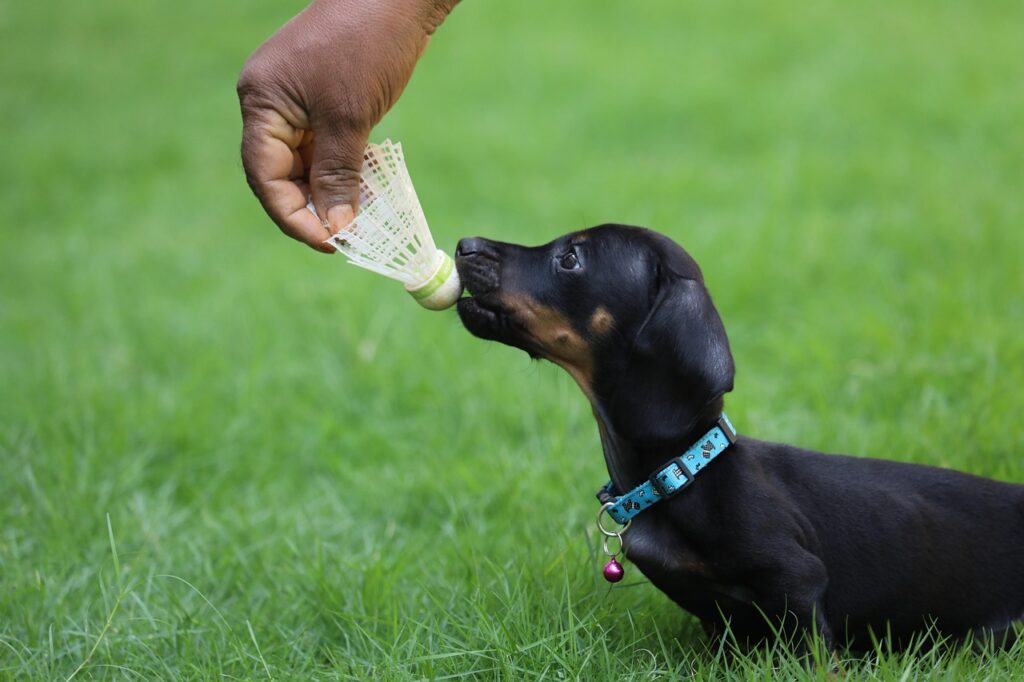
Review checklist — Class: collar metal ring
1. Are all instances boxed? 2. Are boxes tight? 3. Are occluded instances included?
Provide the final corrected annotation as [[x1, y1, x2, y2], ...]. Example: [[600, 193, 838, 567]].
[[602, 532, 624, 557], [597, 501, 632, 537]]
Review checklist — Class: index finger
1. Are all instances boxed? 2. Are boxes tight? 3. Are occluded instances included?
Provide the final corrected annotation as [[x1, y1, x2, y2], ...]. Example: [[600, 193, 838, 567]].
[[240, 108, 334, 254]]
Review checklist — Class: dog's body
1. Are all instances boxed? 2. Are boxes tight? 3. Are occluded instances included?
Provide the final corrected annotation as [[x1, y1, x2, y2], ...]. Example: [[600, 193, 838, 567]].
[[455, 224, 1024, 650]]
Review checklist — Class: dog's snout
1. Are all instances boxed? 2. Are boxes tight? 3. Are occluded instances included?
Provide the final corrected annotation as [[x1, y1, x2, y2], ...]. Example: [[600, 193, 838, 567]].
[[455, 236, 503, 297]]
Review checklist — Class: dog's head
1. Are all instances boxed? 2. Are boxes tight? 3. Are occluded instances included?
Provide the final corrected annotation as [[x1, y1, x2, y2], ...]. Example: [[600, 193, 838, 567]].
[[456, 224, 734, 450]]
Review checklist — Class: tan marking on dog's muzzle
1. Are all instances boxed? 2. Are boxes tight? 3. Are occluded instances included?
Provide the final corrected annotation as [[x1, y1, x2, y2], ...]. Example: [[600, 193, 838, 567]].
[[499, 293, 594, 398]]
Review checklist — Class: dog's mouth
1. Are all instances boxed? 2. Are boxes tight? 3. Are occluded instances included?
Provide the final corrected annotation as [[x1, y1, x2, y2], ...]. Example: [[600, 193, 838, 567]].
[[454, 262, 509, 339], [455, 256, 535, 354], [456, 294, 505, 335]]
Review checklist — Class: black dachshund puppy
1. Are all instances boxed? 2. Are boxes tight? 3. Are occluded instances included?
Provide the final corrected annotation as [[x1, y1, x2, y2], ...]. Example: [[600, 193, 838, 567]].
[[455, 224, 1024, 651]]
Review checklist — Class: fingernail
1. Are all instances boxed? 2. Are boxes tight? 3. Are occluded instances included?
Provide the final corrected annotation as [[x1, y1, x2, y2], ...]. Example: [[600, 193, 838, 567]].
[[327, 204, 355, 232], [317, 242, 336, 255]]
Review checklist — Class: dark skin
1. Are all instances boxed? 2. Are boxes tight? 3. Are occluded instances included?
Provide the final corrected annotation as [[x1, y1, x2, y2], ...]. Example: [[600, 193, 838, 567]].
[[455, 224, 1024, 651], [237, 0, 459, 252]]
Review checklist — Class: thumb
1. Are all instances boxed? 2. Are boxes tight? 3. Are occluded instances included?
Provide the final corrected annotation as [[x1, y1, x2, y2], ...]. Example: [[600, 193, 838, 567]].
[[310, 126, 369, 233]]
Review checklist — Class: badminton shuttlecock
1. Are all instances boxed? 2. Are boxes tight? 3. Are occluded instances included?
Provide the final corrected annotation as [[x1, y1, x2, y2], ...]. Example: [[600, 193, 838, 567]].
[[309, 140, 462, 310]]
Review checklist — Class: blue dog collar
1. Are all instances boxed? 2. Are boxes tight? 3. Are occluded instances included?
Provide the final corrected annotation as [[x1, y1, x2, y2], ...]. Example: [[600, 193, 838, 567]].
[[597, 415, 737, 524]]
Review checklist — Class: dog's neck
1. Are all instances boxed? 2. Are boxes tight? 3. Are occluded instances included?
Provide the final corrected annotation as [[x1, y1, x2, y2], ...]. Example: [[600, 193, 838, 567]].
[[593, 397, 726, 492]]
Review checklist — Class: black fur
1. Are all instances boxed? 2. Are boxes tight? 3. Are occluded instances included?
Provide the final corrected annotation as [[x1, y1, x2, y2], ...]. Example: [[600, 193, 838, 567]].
[[455, 224, 1024, 651]]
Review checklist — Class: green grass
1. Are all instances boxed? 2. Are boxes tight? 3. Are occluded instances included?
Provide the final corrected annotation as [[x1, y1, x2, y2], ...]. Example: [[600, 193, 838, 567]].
[[2, 0, 1023, 678]]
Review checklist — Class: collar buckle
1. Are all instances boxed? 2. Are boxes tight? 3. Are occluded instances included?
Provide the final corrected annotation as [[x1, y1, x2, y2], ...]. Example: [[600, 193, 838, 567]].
[[648, 458, 695, 499]]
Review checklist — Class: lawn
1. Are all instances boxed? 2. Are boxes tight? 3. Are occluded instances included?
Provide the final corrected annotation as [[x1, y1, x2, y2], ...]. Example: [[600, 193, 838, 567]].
[[2, 0, 1023, 678]]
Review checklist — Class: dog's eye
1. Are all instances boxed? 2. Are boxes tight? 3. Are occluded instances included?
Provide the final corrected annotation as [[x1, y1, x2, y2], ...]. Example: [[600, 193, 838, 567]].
[[558, 250, 580, 271]]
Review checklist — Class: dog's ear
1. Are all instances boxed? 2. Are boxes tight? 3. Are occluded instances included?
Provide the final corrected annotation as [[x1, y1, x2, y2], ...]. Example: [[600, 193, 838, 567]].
[[632, 249, 735, 408]]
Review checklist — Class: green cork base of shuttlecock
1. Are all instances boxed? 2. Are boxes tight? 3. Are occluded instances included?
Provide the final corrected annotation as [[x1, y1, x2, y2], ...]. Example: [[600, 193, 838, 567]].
[[406, 250, 463, 310]]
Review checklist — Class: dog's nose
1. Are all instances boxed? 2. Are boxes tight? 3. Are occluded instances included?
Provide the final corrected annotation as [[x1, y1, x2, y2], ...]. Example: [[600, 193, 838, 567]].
[[456, 237, 488, 257]]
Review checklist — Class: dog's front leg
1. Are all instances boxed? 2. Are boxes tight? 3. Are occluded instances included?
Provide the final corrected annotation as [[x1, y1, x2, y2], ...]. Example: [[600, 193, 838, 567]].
[[755, 553, 834, 654]]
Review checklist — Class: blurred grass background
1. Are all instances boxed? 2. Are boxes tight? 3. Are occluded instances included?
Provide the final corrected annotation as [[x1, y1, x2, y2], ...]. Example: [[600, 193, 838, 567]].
[[1, 0, 1022, 678]]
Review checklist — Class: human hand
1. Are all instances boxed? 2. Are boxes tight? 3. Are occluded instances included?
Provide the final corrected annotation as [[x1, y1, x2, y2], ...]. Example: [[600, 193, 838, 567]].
[[237, 0, 458, 253]]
